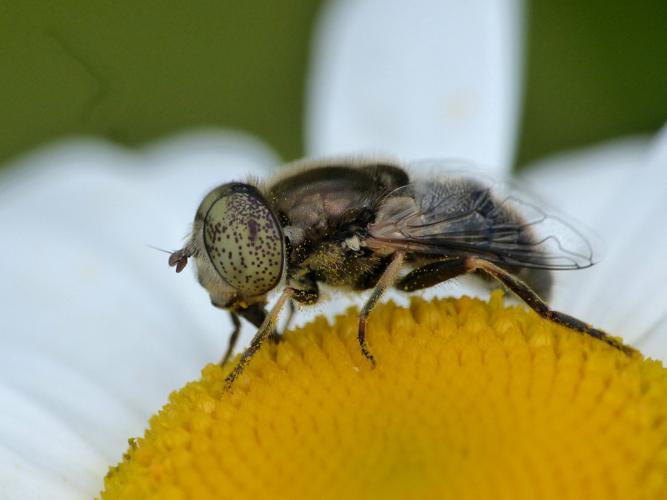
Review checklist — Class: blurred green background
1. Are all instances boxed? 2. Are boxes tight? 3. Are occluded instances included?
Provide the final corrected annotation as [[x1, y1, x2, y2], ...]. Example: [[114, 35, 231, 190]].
[[1, 0, 666, 168]]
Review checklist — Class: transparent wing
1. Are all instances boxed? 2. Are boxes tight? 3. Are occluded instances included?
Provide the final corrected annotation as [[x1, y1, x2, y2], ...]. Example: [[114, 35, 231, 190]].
[[367, 173, 599, 270]]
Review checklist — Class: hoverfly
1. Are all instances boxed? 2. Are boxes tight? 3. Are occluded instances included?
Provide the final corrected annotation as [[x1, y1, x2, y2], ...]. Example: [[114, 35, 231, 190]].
[[169, 159, 636, 389]]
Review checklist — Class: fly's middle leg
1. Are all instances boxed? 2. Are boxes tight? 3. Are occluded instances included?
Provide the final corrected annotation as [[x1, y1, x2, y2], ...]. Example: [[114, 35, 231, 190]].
[[358, 252, 405, 366]]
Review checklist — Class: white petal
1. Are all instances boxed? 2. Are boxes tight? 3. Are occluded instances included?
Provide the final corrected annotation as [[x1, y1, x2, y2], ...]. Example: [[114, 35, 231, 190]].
[[306, 0, 523, 173], [520, 136, 650, 228], [521, 129, 667, 361], [0, 131, 279, 497], [0, 381, 103, 498]]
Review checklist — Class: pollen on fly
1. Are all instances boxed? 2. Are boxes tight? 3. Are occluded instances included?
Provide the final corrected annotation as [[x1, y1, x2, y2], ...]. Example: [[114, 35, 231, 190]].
[[168, 158, 638, 389]]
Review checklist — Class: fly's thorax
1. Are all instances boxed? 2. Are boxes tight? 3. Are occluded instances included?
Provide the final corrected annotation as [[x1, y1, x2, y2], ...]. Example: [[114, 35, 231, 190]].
[[190, 182, 285, 307], [267, 161, 410, 243]]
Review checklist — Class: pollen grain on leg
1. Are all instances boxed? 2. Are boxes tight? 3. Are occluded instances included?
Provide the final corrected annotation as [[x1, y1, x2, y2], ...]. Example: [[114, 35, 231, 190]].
[[101, 292, 667, 500]]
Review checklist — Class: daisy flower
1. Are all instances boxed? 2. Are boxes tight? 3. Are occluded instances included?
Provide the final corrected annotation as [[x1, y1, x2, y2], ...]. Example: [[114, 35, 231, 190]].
[[0, 0, 665, 498]]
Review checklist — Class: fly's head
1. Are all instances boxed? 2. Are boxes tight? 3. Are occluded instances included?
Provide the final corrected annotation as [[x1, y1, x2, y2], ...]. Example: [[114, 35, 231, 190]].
[[169, 182, 285, 314]]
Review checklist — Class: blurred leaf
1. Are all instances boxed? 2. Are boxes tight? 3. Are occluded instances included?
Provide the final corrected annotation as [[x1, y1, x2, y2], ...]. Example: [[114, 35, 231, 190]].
[[0, 0, 321, 164], [1, 0, 666, 168], [518, 0, 667, 166]]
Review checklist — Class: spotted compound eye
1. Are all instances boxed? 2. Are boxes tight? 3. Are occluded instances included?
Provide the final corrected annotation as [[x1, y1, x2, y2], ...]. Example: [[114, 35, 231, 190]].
[[202, 183, 284, 297]]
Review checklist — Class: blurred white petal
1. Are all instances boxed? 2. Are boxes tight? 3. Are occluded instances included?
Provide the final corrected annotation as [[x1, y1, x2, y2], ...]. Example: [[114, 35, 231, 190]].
[[0, 131, 279, 496], [522, 128, 667, 361], [307, 0, 523, 173], [0, 381, 101, 498], [521, 136, 650, 227]]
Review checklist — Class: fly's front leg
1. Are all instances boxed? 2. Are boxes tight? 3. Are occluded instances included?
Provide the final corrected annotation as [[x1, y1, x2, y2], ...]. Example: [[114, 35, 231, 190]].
[[220, 312, 242, 366], [225, 289, 295, 390], [273, 300, 297, 344], [219, 303, 267, 366], [467, 257, 638, 356], [270, 274, 320, 344], [358, 252, 405, 366], [289, 274, 320, 306]]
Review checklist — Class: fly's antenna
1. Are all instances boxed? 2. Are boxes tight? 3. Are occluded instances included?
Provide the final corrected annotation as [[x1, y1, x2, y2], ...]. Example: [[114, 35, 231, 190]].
[[148, 244, 190, 272], [146, 244, 174, 255]]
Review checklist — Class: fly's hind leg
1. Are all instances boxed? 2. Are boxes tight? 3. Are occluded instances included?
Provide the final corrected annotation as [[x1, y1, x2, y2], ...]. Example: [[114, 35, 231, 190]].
[[395, 257, 468, 292], [358, 252, 406, 366], [467, 257, 637, 356], [395, 256, 636, 356]]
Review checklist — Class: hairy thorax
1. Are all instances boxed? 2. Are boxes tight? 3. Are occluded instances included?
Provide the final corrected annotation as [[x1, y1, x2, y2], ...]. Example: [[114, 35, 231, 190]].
[[292, 241, 390, 291]]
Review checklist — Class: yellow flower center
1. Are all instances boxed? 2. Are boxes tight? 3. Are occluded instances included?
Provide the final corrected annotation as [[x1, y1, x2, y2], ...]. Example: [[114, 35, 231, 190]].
[[101, 293, 667, 499]]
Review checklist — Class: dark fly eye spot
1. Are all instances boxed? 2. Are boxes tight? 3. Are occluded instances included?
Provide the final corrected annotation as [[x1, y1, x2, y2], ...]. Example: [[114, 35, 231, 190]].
[[203, 184, 284, 297]]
